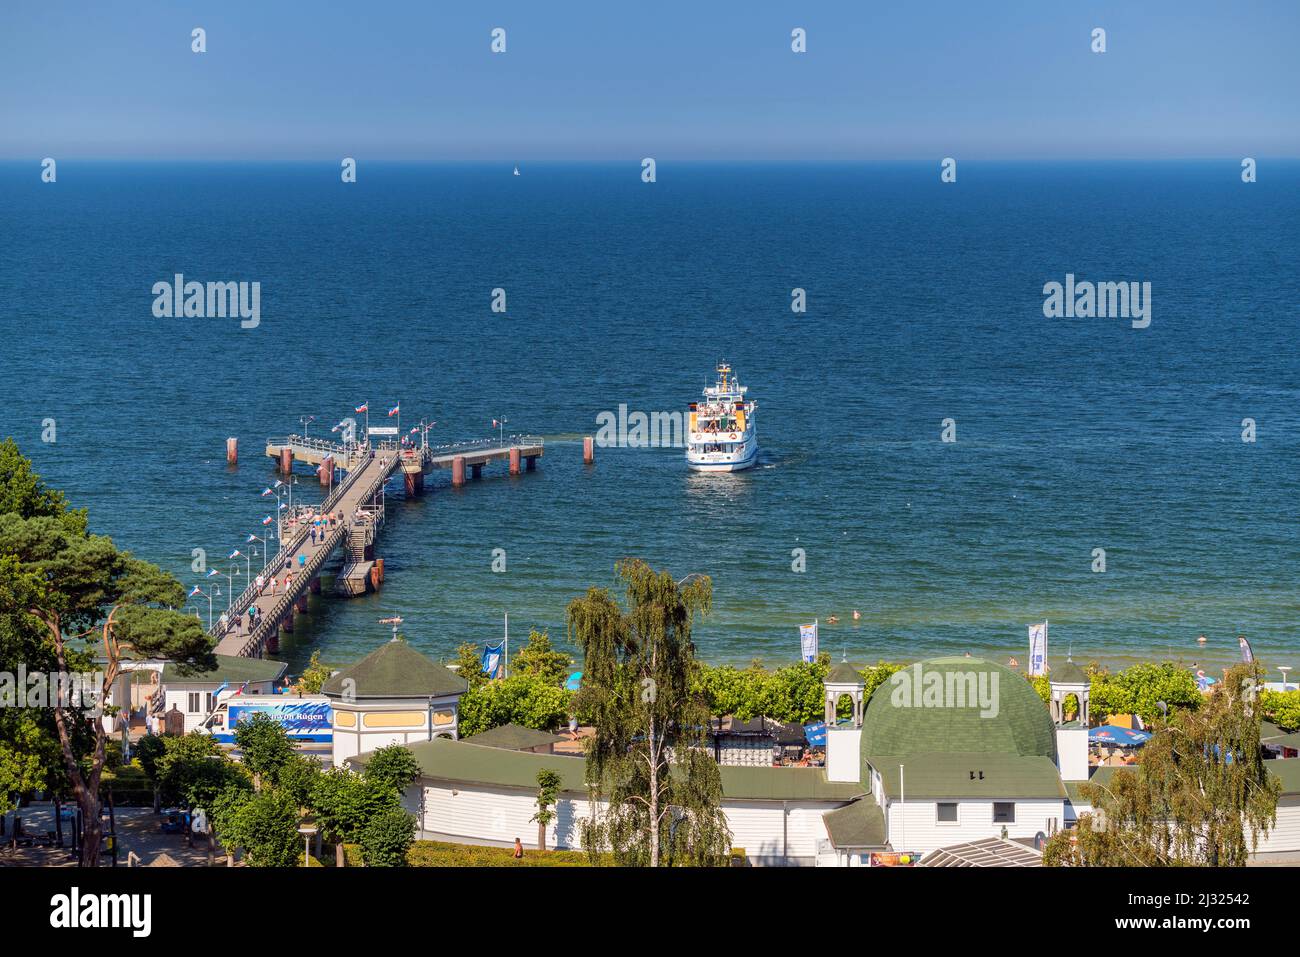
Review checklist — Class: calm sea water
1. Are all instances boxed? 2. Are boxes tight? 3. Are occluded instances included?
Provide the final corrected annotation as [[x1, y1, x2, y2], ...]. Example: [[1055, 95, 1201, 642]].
[[2, 161, 1297, 674]]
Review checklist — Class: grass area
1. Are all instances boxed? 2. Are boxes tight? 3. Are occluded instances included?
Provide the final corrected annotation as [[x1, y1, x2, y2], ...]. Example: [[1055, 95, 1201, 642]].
[[341, 840, 612, 867]]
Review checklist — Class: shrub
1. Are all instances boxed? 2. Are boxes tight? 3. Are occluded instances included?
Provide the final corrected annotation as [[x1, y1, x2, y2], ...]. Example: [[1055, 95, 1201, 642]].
[[359, 807, 416, 867], [404, 840, 612, 867]]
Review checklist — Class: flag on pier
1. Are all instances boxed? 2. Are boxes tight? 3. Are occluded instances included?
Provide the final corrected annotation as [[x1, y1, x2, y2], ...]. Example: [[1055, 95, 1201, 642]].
[[189, 585, 202, 597], [261, 487, 273, 497], [481, 640, 505, 679], [355, 403, 369, 413], [229, 549, 241, 559], [1028, 622, 1048, 676], [261, 515, 273, 525], [492, 419, 500, 427], [799, 621, 818, 663], [246, 534, 257, 543], [206, 569, 220, 578], [1239, 635, 1255, 664], [387, 404, 400, 417]]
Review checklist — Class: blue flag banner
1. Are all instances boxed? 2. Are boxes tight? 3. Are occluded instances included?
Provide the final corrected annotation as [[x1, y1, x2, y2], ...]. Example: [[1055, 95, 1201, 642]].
[[481, 640, 505, 678]]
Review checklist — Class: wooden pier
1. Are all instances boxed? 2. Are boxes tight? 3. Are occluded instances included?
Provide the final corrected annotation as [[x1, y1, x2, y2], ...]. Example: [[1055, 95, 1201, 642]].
[[211, 432, 544, 657]]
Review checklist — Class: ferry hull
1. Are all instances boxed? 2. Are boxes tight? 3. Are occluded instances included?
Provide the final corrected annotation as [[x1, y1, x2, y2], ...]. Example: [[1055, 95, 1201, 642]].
[[686, 445, 758, 472]]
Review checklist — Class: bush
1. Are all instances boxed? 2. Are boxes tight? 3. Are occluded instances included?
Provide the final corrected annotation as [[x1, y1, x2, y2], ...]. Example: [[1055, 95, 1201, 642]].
[[1261, 689, 1300, 732], [359, 807, 416, 867], [458, 674, 572, 736], [404, 840, 612, 867]]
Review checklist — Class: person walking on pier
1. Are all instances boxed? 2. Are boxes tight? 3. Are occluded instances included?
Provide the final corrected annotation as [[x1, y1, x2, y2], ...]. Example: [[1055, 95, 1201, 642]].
[[310, 528, 317, 546]]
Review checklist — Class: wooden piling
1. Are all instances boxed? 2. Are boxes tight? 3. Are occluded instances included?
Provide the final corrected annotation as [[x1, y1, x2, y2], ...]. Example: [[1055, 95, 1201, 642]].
[[226, 437, 238, 465], [509, 447, 521, 475], [583, 435, 594, 464], [279, 447, 293, 475], [452, 455, 466, 487]]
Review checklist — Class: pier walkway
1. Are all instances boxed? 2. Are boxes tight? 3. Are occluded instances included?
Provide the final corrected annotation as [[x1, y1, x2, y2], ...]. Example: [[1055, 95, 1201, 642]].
[[210, 432, 544, 657]]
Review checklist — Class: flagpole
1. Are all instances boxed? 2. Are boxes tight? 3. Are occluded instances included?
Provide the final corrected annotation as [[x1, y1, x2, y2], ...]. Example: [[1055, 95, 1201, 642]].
[[504, 611, 509, 679]]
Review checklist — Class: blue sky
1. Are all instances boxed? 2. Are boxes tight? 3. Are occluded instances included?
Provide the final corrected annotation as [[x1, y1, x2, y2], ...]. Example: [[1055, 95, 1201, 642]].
[[1, 0, 1296, 160]]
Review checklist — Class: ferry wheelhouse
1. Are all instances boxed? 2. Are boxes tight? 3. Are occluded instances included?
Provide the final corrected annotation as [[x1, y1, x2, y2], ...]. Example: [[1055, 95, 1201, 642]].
[[686, 363, 758, 472]]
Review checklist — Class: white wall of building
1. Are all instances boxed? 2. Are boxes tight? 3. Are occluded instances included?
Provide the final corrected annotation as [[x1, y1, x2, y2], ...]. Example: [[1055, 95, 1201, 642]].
[[825, 728, 862, 783], [1253, 796, 1300, 854], [1056, 727, 1089, 782], [415, 781, 840, 863], [886, 798, 1064, 855]]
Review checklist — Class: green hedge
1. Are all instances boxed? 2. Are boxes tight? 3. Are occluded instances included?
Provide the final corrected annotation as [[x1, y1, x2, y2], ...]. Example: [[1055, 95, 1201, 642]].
[[405, 840, 610, 867]]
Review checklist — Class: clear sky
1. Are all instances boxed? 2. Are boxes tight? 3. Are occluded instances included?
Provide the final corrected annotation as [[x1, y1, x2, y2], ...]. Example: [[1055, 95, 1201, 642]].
[[1, 0, 1296, 160]]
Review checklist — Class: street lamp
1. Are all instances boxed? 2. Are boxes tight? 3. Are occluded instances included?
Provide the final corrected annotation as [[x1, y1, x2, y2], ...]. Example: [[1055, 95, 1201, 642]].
[[299, 414, 317, 443], [246, 534, 269, 570], [1280, 666, 1293, 692], [189, 586, 213, 630], [221, 564, 244, 610], [229, 548, 251, 582]]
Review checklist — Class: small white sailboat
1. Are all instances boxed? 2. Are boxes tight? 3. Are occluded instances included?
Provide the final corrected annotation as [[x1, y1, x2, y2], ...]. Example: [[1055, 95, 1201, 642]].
[[513, 165, 520, 176]]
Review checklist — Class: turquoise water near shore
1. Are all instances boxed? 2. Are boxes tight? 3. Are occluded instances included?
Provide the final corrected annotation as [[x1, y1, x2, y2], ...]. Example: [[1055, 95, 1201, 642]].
[[1, 161, 1297, 675]]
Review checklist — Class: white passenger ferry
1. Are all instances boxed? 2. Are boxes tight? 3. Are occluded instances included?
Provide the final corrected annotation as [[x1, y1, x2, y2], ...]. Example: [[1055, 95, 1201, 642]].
[[686, 363, 758, 472]]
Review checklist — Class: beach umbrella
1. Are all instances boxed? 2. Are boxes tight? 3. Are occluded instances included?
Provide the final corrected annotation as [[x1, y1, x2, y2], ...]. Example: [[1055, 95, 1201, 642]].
[[803, 721, 827, 747], [1089, 726, 1152, 747]]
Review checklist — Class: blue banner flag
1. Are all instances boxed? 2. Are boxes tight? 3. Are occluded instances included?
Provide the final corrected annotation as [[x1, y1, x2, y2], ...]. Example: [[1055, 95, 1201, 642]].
[[481, 640, 505, 679]]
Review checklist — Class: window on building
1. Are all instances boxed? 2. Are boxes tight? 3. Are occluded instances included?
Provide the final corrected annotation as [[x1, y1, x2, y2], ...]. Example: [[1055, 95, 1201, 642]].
[[936, 802, 958, 824], [187, 692, 201, 713], [205, 692, 215, 713], [993, 802, 1016, 824]]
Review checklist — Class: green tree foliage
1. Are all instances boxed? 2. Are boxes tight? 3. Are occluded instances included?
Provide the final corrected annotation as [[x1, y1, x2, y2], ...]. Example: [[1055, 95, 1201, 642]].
[[687, 658, 900, 725], [1260, 689, 1300, 732], [362, 744, 420, 796], [453, 641, 489, 691], [1044, 666, 1281, 867], [308, 766, 401, 866], [359, 806, 417, 867], [213, 786, 303, 867], [294, 649, 333, 694], [156, 732, 251, 810], [532, 768, 562, 851], [511, 630, 574, 686], [568, 560, 730, 867], [0, 441, 215, 864], [458, 673, 572, 736], [233, 712, 297, 790], [1086, 662, 1202, 722]]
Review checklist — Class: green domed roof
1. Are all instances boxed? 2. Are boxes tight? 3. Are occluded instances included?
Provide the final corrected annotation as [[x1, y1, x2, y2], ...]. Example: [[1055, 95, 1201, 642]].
[[861, 657, 1057, 762]]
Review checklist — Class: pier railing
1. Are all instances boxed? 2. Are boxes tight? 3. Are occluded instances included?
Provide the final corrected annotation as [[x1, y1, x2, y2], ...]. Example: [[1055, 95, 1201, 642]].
[[207, 450, 379, 640]]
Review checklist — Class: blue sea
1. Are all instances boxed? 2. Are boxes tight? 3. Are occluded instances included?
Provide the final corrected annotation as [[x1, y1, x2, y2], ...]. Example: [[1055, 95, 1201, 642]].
[[2, 161, 1297, 674]]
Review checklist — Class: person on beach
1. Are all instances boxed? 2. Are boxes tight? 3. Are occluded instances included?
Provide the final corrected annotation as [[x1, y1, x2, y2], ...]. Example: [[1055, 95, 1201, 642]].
[[513, 838, 524, 859]]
